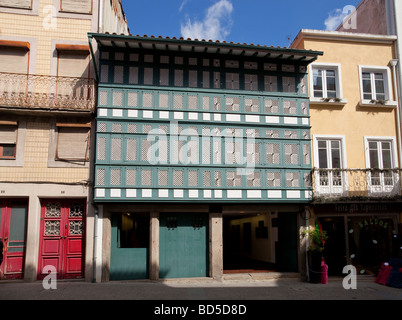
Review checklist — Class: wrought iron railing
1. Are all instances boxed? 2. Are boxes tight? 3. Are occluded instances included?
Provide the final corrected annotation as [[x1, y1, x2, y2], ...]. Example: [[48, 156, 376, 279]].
[[312, 168, 402, 200], [0, 72, 96, 112]]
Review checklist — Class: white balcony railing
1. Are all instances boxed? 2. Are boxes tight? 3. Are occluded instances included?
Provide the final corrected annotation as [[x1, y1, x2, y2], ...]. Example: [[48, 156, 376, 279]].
[[312, 168, 402, 200], [0, 72, 96, 112]]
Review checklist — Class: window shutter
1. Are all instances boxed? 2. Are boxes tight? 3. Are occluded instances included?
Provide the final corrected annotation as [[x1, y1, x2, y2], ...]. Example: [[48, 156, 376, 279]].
[[56, 126, 90, 160], [0, 0, 31, 9], [0, 47, 29, 74], [57, 51, 90, 78], [60, 0, 92, 14], [0, 124, 17, 144]]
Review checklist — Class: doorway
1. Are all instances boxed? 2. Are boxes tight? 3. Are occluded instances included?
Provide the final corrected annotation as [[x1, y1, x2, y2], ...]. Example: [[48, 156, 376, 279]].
[[110, 212, 149, 280], [275, 212, 298, 272], [223, 213, 275, 273], [320, 217, 346, 275], [38, 199, 86, 280], [159, 213, 208, 278], [0, 199, 28, 280]]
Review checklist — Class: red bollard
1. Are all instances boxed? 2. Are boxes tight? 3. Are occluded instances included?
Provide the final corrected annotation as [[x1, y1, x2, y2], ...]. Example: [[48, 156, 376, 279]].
[[321, 259, 328, 284]]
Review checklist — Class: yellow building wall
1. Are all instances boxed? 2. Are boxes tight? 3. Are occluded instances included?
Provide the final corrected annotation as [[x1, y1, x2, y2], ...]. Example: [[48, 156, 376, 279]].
[[0, 119, 90, 183], [0, 0, 92, 75], [298, 38, 398, 169], [0, 1, 93, 183]]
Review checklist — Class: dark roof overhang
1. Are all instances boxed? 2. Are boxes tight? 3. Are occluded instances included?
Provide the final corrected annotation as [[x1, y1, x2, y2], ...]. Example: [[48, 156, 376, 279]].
[[88, 32, 323, 63]]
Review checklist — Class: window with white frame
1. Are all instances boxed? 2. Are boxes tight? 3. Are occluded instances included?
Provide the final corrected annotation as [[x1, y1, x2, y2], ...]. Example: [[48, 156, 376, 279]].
[[0, 122, 18, 159], [310, 63, 343, 101], [359, 66, 393, 104], [365, 137, 397, 190], [313, 135, 347, 195]]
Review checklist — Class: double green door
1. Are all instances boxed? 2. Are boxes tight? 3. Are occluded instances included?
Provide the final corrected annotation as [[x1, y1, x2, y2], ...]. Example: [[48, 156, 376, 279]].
[[159, 213, 208, 279]]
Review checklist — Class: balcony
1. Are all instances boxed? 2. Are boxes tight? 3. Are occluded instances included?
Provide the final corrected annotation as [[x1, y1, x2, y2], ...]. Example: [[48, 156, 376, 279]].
[[0, 72, 96, 112], [312, 168, 402, 201]]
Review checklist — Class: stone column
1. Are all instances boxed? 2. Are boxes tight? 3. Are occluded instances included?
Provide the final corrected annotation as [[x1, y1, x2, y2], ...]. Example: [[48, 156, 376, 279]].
[[149, 211, 159, 280], [209, 212, 223, 280]]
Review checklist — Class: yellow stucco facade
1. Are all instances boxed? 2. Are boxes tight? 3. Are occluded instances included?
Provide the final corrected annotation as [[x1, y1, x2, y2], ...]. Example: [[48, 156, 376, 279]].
[[292, 30, 402, 279], [292, 30, 400, 169]]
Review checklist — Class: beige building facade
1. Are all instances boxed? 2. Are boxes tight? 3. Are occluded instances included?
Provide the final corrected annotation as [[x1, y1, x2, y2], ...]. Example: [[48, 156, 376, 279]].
[[292, 30, 402, 277], [0, 0, 128, 281]]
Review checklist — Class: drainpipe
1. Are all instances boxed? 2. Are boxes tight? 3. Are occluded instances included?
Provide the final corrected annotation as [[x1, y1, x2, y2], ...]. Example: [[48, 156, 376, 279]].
[[92, 204, 103, 282], [390, 59, 402, 168], [98, 0, 104, 33]]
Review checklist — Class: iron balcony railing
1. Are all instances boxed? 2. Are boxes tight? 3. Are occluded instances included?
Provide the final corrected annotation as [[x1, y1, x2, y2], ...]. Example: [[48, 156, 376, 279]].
[[312, 168, 402, 200], [0, 72, 96, 112]]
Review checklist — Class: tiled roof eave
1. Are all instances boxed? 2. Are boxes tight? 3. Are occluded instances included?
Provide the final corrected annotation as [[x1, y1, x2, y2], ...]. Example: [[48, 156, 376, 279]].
[[88, 32, 323, 62]]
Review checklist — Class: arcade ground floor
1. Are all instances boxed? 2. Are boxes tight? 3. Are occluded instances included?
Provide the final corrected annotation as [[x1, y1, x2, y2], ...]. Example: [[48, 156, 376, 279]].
[[2, 194, 400, 283], [94, 203, 310, 282]]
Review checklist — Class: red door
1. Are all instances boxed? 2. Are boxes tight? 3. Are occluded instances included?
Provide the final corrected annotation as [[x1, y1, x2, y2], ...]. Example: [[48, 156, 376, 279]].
[[0, 200, 28, 280], [38, 200, 85, 280]]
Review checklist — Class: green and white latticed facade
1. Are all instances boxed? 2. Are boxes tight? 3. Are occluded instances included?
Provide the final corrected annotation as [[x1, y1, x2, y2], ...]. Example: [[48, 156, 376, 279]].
[[90, 34, 322, 203]]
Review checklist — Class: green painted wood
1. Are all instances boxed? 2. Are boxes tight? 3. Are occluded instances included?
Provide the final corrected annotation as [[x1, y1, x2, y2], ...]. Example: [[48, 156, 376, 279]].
[[110, 214, 149, 280], [159, 213, 208, 278]]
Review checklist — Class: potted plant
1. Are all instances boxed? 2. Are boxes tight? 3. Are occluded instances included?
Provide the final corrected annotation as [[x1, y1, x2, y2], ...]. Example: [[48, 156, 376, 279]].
[[302, 224, 328, 283]]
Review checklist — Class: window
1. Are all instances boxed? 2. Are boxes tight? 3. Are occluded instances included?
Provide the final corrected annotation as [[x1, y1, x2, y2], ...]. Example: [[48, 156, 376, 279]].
[[56, 46, 90, 98], [359, 66, 395, 106], [60, 0, 92, 14], [0, 42, 30, 74], [365, 137, 397, 191], [309, 63, 344, 102], [0, 0, 31, 9], [115, 213, 149, 249], [313, 135, 347, 195], [0, 122, 17, 159], [226, 73, 239, 90], [57, 46, 90, 78], [317, 139, 342, 186], [56, 124, 90, 161], [313, 69, 336, 98]]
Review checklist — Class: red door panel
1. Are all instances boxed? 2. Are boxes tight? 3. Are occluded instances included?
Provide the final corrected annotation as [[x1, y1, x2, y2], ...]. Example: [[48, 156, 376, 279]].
[[38, 200, 85, 280], [5, 256, 24, 274], [66, 239, 83, 253], [65, 257, 83, 274], [42, 239, 62, 254]]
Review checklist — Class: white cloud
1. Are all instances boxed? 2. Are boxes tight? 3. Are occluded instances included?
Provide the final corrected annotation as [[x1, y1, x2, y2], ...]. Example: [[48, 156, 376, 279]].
[[324, 8, 350, 31], [179, 0, 190, 12], [180, 0, 234, 41]]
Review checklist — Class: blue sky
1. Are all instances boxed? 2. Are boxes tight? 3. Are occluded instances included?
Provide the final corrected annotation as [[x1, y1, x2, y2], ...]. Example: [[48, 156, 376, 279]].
[[120, 0, 361, 47]]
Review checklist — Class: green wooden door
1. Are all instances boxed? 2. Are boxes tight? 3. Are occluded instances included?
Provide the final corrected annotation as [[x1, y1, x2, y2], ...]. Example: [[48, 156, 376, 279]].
[[110, 213, 149, 280], [159, 213, 208, 278]]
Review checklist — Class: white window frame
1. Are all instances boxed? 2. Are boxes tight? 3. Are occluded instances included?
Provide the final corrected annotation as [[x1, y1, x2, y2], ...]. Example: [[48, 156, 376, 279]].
[[358, 65, 397, 107], [364, 136, 399, 195], [309, 63, 347, 105], [313, 134, 348, 196], [0, 119, 26, 167]]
